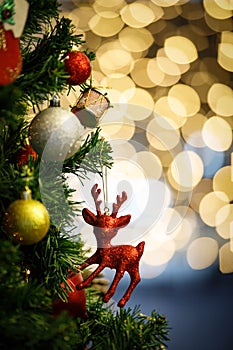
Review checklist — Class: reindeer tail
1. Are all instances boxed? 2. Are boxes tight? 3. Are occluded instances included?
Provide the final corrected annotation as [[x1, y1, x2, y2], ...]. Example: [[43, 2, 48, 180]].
[[136, 241, 145, 258]]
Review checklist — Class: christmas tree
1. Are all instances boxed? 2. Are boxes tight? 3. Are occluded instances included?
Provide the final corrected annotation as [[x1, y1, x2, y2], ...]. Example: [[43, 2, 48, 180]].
[[0, 1, 169, 349]]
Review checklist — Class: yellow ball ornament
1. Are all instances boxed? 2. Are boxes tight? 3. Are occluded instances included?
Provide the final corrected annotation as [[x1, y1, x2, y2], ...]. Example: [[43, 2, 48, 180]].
[[3, 188, 50, 245]]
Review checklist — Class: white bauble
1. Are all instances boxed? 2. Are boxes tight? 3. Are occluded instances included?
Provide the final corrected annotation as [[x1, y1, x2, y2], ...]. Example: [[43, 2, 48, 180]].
[[29, 106, 84, 162]]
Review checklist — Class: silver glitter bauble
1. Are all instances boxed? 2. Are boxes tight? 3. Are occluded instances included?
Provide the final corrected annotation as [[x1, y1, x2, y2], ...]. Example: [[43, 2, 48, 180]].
[[29, 106, 84, 162]]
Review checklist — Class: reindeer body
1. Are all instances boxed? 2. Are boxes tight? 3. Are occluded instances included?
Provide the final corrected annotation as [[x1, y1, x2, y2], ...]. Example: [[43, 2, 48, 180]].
[[76, 184, 145, 307]]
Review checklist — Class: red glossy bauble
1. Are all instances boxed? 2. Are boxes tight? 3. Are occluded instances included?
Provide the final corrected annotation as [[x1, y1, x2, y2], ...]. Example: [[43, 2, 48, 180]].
[[17, 144, 37, 166], [64, 51, 91, 86], [52, 272, 87, 318], [0, 24, 22, 86]]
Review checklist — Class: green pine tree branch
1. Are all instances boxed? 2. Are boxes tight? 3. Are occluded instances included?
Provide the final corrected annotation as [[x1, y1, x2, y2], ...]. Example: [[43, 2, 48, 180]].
[[63, 127, 113, 179], [18, 16, 86, 106], [0, 1, 170, 348]]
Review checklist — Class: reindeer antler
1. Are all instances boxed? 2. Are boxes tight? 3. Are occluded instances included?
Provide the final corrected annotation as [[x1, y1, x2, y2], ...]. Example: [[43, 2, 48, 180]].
[[91, 184, 102, 216], [111, 191, 127, 218]]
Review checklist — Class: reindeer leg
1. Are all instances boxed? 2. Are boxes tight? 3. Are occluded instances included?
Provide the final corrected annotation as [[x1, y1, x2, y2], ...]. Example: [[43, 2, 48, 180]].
[[102, 269, 125, 304], [78, 251, 99, 271], [117, 267, 141, 307], [76, 251, 101, 289], [76, 263, 106, 290]]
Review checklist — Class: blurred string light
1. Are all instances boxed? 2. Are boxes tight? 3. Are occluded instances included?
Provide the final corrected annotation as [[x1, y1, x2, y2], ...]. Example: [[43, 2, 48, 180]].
[[60, 0, 233, 278]]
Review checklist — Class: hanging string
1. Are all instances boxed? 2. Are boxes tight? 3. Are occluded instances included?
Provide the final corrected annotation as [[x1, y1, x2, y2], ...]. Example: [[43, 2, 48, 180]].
[[99, 135, 110, 215], [102, 165, 109, 215]]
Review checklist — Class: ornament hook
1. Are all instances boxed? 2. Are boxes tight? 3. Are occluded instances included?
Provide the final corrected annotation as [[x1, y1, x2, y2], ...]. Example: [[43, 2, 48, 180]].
[[50, 92, 60, 107]]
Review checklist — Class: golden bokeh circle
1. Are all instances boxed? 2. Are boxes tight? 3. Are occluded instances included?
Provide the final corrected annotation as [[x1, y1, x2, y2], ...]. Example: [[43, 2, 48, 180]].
[[202, 116, 232, 151], [164, 35, 198, 64], [218, 43, 233, 72], [96, 40, 134, 77], [122, 88, 154, 120], [132, 151, 163, 180], [118, 27, 154, 52], [216, 204, 233, 239], [181, 113, 207, 148], [110, 139, 137, 159], [219, 242, 233, 273], [120, 2, 155, 28], [94, 0, 126, 10], [203, 0, 233, 19], [156, 48, 181, 76], [213, 166, 233, 202], [71, 6, 96, 31], [151, 0, 179, 7], [170, 150, 204, 189], [154, 96, 187, 129], [214, 0, 233, 10], [147, 58, 166, 85], [130, 58, 157, 88], [100, 119, 135, 141], [187, 237, 218, 270], [207, 83, 233, 116], [89, 14, 124, 37], [168, 84, 201, 117], [190, 178, 213, 213], [146, 116, 181, 151], [199, 191, 229, 227]]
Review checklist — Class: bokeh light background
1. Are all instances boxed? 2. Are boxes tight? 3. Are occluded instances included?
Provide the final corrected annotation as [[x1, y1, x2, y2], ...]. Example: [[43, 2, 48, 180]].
[[60, 0, 233, 280]]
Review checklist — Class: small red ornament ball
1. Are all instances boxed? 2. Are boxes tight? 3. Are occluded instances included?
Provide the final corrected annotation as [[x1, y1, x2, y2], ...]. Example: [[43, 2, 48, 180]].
[[17, 144, 37, 167], [52, 272, 87, 318], [64, 51, 91, 86]]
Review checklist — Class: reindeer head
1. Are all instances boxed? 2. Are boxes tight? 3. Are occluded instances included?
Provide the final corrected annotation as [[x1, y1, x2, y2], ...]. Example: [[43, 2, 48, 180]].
[[82, 184, 131, 247]]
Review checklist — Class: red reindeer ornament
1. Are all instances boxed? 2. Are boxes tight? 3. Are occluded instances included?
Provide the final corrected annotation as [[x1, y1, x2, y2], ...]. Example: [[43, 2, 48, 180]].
[[76, 184, 145, 307]]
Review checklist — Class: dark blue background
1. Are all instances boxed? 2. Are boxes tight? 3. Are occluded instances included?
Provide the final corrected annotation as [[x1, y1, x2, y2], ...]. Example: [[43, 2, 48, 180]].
[[105, 260, 233, 350]]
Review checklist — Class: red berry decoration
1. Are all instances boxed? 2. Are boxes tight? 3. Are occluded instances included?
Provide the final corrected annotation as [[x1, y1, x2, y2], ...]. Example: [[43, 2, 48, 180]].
[[17, 144, 37, 167], [64, 51, 92, 86], [52, 272, 87, 318]]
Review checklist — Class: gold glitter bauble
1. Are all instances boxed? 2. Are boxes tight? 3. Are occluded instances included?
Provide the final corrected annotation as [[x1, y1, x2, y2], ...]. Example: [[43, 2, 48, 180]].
[[3, 189, 50, 245]]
